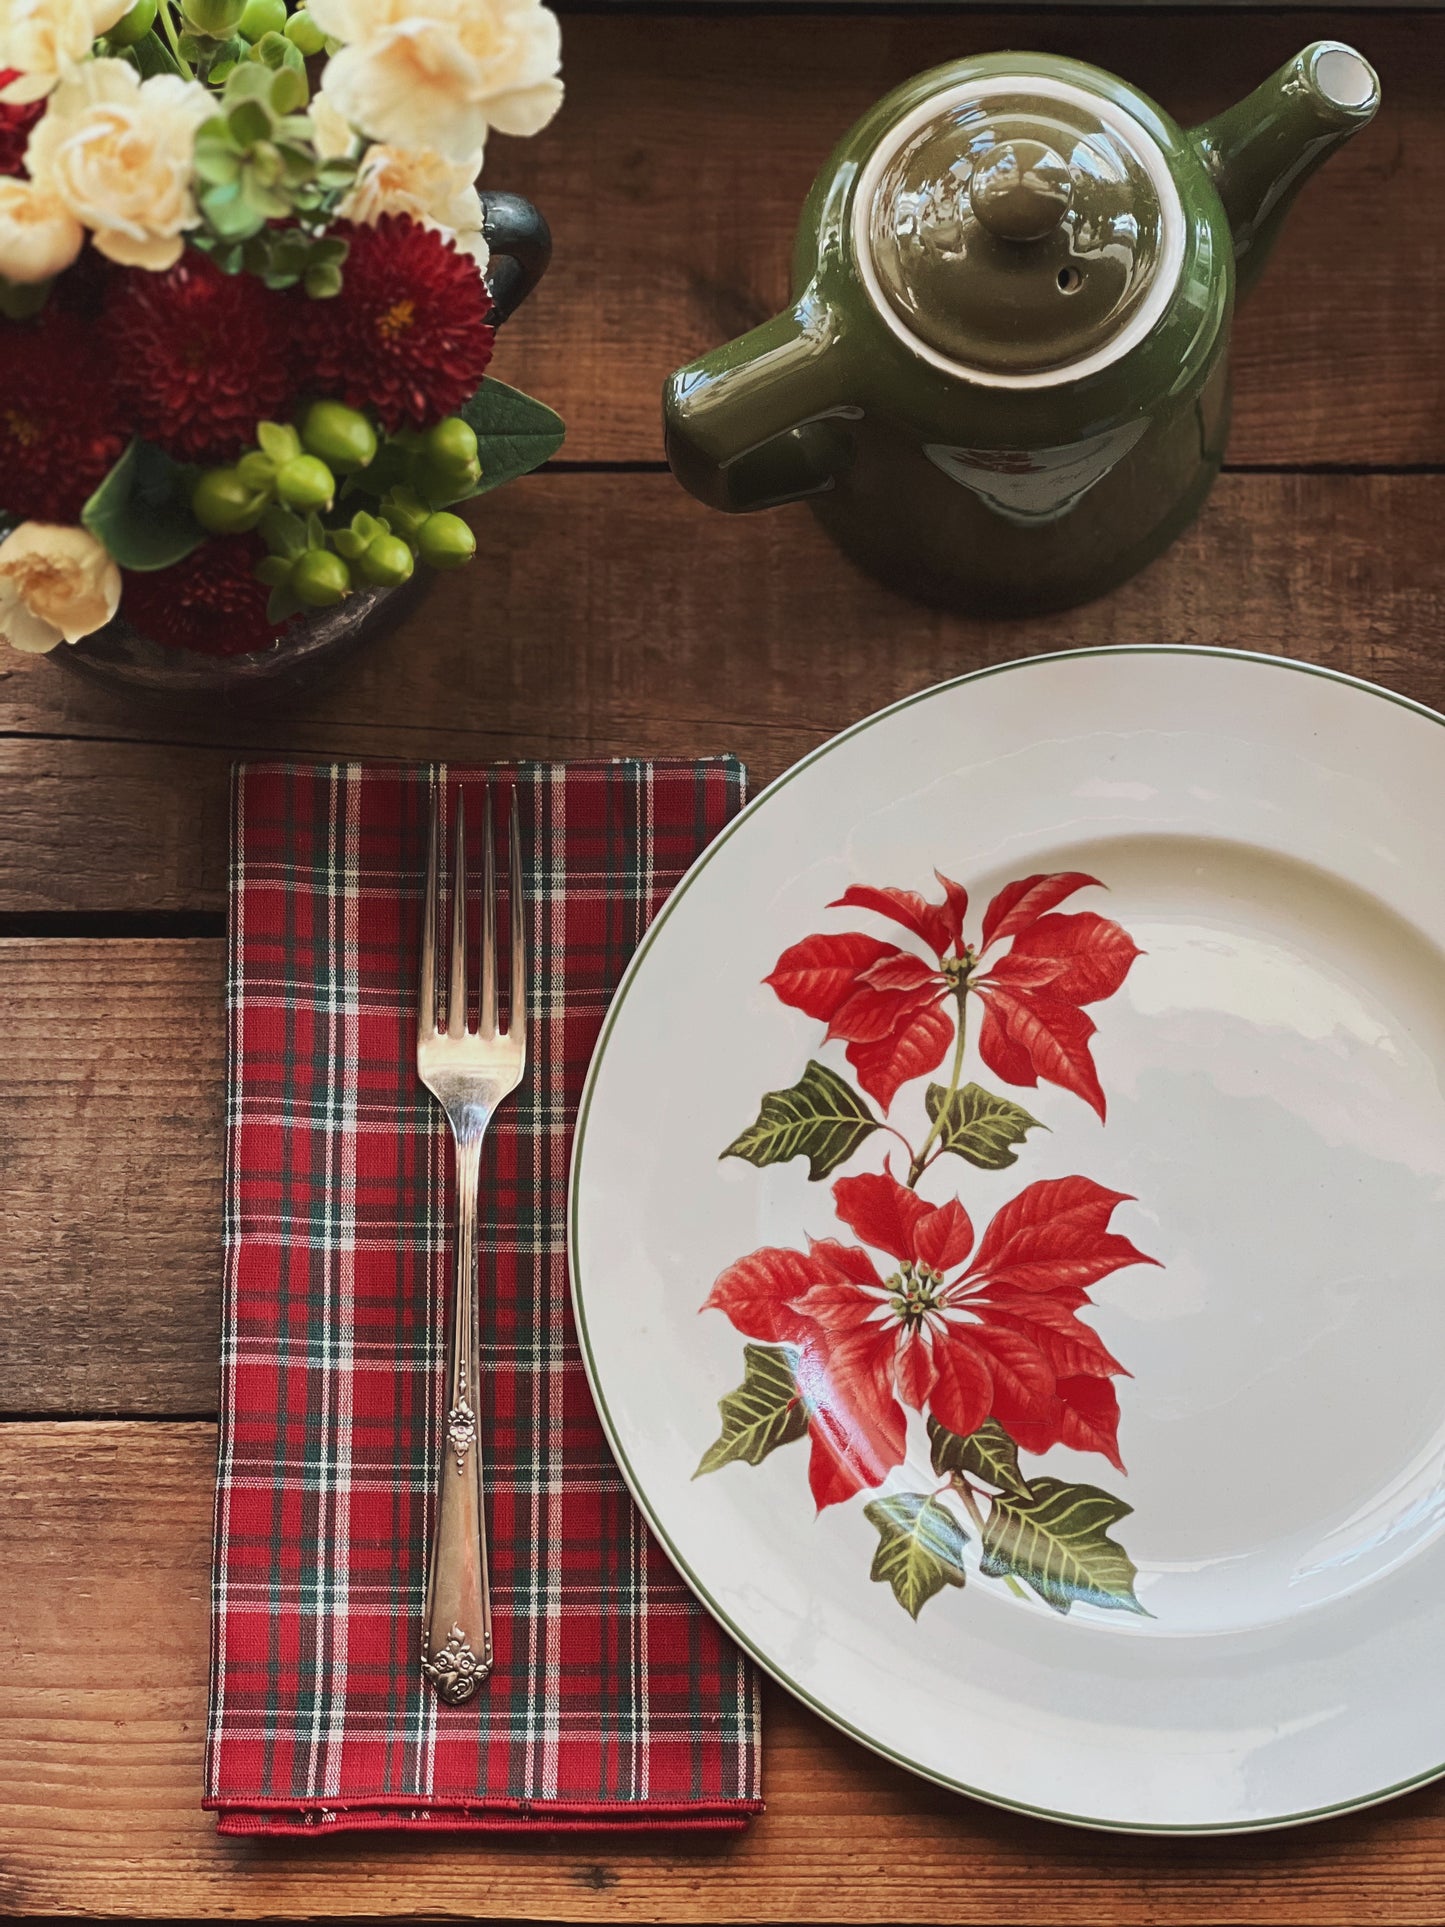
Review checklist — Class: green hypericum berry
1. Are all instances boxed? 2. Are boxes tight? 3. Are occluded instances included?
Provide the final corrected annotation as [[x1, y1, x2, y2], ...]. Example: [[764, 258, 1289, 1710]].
[[238, 0, 286, 38], [290, 549, 351, 607], [417, 511, 476, 570], [274, 453, 336, 512], [107, 0, 159, 45], [356, 534, 415, 589], [298, 399, 377, 473], [284, 6, 325, 53], [422, 416, 479, 474], [182, 0, 245, 36], [192, 466, 267, 534]]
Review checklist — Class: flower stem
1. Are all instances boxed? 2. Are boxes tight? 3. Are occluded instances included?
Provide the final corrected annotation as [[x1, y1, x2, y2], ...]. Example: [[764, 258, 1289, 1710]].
[[906, 985, 968, 1188], [157, 0, 194, 76]]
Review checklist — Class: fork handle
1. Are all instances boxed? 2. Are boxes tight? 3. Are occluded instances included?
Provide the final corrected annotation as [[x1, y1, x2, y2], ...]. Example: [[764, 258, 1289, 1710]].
[[421, 1131, 494, 1704]]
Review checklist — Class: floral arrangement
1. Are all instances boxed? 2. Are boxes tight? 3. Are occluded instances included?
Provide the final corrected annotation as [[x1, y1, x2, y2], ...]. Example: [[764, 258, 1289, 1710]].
[[699, 868, 1159, 1621], [0, 0, 563, 658]]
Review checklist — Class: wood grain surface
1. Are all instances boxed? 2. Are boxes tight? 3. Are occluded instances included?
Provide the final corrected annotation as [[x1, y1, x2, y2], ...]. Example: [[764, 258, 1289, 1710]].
[[490, 12, 1441, 466], [7, 1422, 1445, 1925], [1, 472, 1443, 915], [4, 1, 1444, 1917]]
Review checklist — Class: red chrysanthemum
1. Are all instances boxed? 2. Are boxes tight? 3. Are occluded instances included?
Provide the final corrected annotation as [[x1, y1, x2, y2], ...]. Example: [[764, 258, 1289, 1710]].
[[0, 85, 44, 177], [104, 250, 301, 464], [120, 534, 285, 656], [0, 309, 127, 522], [299, 215, 494, 431]]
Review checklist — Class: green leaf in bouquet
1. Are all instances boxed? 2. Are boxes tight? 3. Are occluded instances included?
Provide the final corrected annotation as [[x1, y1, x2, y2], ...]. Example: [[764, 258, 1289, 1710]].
[[270, 66, 309, 115], [927, 1415, 1033, 1501], [455, 378, 565, 498], [923, 1081, 1046, 1172], [226, 97, 271, 147], [265, 579, 304, 624], [258, 502, 307, 559], [303, 261, 342, 300], [695, 1345, 808, 1478], [256, 421, 301, 464], [979, 1478, 1149, 1617], [253, 553, 293, 588], [81, 440, 204, 571], [201, 183, 262, 241], [123, 29, 185, 78], [722, 1058, 879, 1181], [0, 276, 51, 322], [863, 1492, 969, 1620], [194, 142, 243, 188]]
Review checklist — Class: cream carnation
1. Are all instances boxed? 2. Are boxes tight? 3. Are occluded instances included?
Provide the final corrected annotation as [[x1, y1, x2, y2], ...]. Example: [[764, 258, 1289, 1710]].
[[25, 58, 211, 270], [308, 87, 356, 162], [0, 174, 82, 281], [0, 0, 130, 104], [0, 522, 120, 654], [307, 0, 561, 164], [339, 142, 488, 268]]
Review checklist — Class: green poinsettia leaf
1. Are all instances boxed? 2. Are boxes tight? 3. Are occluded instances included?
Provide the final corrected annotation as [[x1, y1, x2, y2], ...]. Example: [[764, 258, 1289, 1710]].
[[863, 1492, 968, 1620], [721, 1058, 879, 1182], [924, 1081, 1046, 1172], [455, 377, 565, 499], [928, 1415, 1032, 1501], [81, 439, 203, 572], [980, 1477, 1149, 1617], [695, 1344, 808, 1478]]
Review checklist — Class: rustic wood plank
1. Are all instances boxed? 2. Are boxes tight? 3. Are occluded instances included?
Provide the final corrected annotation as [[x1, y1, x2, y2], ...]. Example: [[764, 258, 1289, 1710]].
[[0, 471, 1442, 915], [2, 1420, 1445, 1922], [485, 12, 1440, 466], [0, 942, 223, 1417]]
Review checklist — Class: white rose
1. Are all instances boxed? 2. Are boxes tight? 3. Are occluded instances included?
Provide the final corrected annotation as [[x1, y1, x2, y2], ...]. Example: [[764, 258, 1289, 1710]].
[[0, 522, 120, 654], [339, 142, 488, 269], [25, 58, 211, 270], [0, 175, 83, 281], [308, 0, 561, 164], [0, 0, 131, 104]]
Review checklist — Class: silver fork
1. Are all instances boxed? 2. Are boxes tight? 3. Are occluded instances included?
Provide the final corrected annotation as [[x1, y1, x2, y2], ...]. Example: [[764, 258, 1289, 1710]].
[[416, 782, 526, 1704]]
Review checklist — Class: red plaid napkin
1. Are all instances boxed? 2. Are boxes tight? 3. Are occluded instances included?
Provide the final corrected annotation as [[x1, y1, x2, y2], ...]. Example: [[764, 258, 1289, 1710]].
[[205, 758, 762, 1835]]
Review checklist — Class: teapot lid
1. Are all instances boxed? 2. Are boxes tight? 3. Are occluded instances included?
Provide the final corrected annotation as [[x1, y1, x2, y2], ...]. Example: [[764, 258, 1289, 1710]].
[[855, 74, 1185, 387]]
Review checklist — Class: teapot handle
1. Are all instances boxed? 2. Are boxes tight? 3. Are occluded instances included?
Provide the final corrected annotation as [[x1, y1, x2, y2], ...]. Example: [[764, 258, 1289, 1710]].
[[663, 293, 854, 513], [480, 191, 553, 324]]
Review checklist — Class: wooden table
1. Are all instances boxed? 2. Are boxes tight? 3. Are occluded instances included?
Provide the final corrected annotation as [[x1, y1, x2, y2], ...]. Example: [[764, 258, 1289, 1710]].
[[4, 4, 1444, 1919]]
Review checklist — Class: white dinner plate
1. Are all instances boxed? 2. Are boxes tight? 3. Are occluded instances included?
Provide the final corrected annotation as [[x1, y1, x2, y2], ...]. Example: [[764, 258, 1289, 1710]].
[[569, 646, 1445, 1831]]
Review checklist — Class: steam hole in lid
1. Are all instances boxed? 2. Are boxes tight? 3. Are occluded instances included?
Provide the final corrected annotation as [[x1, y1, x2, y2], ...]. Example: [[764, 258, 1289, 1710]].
[[1058, 266, 1083, 294]]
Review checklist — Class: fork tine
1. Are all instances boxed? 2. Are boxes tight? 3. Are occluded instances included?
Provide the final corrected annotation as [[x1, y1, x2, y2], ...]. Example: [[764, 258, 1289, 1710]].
[[418, 781, 439, 1044], [508, 795, 526, 1050], [446, 791, 468, 1037], [479, 789, 498, 1039]]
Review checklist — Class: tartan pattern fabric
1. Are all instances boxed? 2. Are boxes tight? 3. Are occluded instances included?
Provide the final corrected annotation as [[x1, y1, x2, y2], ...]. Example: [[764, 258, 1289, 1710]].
[[205, 757, 762, 1835]]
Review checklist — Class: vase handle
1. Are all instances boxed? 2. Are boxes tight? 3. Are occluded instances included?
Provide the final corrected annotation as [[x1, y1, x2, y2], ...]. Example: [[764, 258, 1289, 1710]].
[[479, 191, 553, 325]]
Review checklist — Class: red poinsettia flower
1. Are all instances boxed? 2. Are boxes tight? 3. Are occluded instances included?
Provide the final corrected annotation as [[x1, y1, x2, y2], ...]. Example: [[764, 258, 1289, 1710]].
[[765, 869, 1140, 1117], [706, 1168, 1155, 1508]]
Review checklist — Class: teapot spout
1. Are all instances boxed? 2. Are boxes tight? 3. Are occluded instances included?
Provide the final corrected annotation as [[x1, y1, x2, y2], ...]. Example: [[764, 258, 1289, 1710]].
[[1191, 42, 1379, 300]]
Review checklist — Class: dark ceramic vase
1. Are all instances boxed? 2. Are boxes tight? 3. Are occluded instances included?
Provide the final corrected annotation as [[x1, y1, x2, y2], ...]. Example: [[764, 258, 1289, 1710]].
[[59, 190, 551, 700]]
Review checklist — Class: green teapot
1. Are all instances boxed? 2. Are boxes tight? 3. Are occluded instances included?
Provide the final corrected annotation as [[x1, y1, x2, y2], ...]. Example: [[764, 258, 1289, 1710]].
[[663, 43, 1379, 614]]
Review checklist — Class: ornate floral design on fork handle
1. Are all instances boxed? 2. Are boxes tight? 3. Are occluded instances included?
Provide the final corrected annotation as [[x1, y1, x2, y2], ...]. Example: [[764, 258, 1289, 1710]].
[[698, 869, 1159, 1621]]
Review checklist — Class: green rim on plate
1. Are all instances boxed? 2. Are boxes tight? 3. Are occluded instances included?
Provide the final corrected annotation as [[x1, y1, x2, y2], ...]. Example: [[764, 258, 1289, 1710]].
[[568, 644, 1445, 1834]]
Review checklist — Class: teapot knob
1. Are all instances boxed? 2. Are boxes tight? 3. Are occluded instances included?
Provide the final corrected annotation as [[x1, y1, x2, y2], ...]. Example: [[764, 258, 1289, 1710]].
[[968, 139, 1074, 243]]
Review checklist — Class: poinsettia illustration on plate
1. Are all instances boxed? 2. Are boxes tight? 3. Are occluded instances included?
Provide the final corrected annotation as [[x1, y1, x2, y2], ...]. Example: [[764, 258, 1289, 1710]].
[[698, 867, 1159, 1620]]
